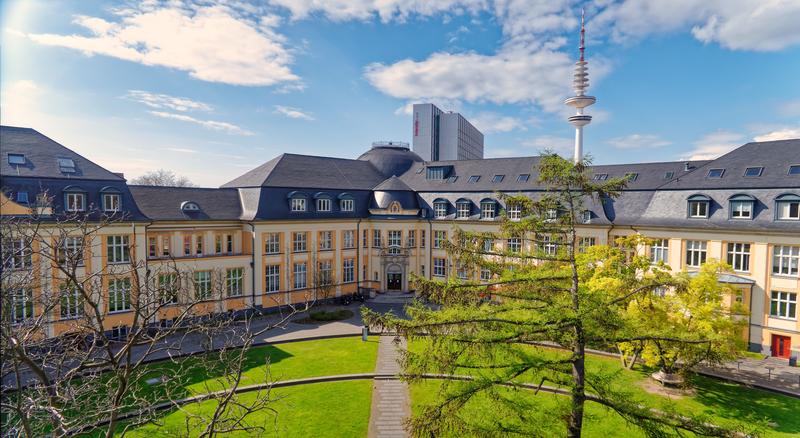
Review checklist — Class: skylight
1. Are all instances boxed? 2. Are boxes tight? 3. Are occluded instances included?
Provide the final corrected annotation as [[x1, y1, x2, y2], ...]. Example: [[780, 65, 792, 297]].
[[16, 192, 29, 204], [492, 174, 504, 183], [789, 165, 800, 175], [8, 153, 25, 165], [707, 168, 724, 178], [593, 174, 608, 181], [517, 174, 530, 182], [468, 175, 480, 183], [58, 158, 76, 173], [664, 171, 675, 179], [181, 201, 200, 211], [447, 175, 458, 183], [744, 167, 763, 177], [625, 173, 638, 182]]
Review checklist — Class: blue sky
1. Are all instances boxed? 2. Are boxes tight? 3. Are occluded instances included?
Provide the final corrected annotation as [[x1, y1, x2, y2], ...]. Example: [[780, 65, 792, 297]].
[[2, 0, 799, 187]]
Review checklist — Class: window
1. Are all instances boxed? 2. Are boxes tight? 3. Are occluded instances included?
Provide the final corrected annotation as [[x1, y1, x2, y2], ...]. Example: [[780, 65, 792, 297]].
[[318, 260, 333, 286], [492, 174, 504, 183], [293, 263, 307, 289], [687, 196, 710, 218], [60, 284, 83, 319], [317, 198, 331, 212], [65, 192, 85, 212], [265, 233, 281, 254], [433, 201, 448, 218], [483, 238, 493, 252], [480, 268, 491, 282], [664, 171, 674, 179], [456, 264, 468, 280], [625, 173, 638, 182], [730, 200, 753, 219], [707, 168, 725, 178], [158, 274, 179, 304], [540, 235, 557, 256], [468, 175, 480, 183], [426, 167, 446, 180], [580, 210, 592, 224], [686, 240, 707, 267], [373, 229, 382, 247], [648, 239, 668, 264], [340, 198, 354, 212], [103, 193, 121, 212], [58, 157, 76, 173], [181, 201, 200, 212], [481, 201, 496, 219], [363, 229, 368, 248], [507, 238, 522, 253], [59, 236, 84, 266], [776, 194, 800, 220], [545, 209, 558, 221], [110, 326, 129, 341], [744, 167, 763, 177], [407, 230, 416, 248], [593, 173, 608, 181], [226, 268, 243, 296], [342, 259, 355, 283], [433, 230, 447, 249], [578, 237, 595, 253], [265, 265, 280, 292], [727, 243, 751, 272], [508, 204, 522, 220], [291, 197, 306, 212], [343, 230, 355, 249], [388, 230, 402, 247], [215, 235, 223, 254], [107, 235, 130, 264], [517, 174, 530, 182], [456, 201, 471, 219], [433, 258, 447, 277], [788, 165, 800, 175], [183, 235, 192, 256], [194, 271, 212, 300], [772, 245, 799, 276], [16, 191, 28, 204], [11, 289, 34, 323], [108, 278, 131, 313], [319, 231, 332, 250], [293, 232, 307, 252], [162, 236, 171, 257], [226, 234, 233, 254], [447, 175, 458, 183], [420, 230, 426, 248], [3, 238, 32, 270], [770, 291, 797, 319], [8, 153, 25, 165]]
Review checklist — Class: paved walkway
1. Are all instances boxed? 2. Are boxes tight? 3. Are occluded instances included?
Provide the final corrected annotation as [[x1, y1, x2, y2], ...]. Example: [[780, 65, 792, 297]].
[[368, 335, 411, 438], [698, 356, 800, 397]]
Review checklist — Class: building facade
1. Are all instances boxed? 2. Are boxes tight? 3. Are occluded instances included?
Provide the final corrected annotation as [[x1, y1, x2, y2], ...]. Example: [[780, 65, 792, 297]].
[[412, 103, 484, 161], [1, 126, 799, 359]]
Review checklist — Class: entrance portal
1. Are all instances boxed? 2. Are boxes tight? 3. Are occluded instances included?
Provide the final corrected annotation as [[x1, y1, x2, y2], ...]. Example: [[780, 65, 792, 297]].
[[387, 273, 402, 290], [771, 334, 791, 359]]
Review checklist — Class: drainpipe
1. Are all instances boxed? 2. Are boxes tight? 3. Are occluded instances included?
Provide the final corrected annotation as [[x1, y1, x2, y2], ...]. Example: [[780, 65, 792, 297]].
[[248, 222, 256, 313]]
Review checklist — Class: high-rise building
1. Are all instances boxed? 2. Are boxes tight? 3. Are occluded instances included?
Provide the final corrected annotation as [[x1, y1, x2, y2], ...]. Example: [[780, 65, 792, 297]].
[[412, 103, 483, 161]]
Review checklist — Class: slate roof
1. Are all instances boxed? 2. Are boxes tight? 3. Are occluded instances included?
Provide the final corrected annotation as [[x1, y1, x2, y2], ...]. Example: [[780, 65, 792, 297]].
[[128, 185, 242, 221], [373, 175, 414, 191], [221, 153, 386, 190], [357, 145, 423, 178], [1, 126, 125, 181]]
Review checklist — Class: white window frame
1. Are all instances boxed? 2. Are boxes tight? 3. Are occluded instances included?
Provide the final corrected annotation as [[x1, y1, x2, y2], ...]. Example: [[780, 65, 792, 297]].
[[343, 230, 355, 249], [317, 198, 331, 212], [226, 268, 243, 297], [770, 291, 797, 320], [291, 197, 306, 212], [407, 230, 416, 248], [65, 192, 85, 212], [103, 193, 121, 212], [11, 289, 34, 324], [730, 201, 753, 219], [508, 204, 521, 220], [107, 235, 130, 264], [434, 202, 448, 218], [319, 231, 332, 250], [158, 274, 179, 304], [4, 238, 32, 270], [293, 262, 307, 289], [108, 278, 131, 313], [293, 232, 307, 252], [578, 237, 595, 253], [540, 235, 557, 256], [340, 198, 354, 212], [480, 268, 491, 282], [265, 233, 281, 254], [688, 200, 709, 218], [194, 271, 212, 300], [373, 229, 382, 247], [456, 202, 471, 219], [433, 258, 446, 277], [777, 201, 800, 220], [507, 238, 522, 253], [650, 239, 669, 264], [343, 259, 355, 283], [265, 265, 280, 292], [388, 230, 402, 247], [481, 202, 495, 219], [726, 242, 751, 272], [433, 230, 446, 249], [318, 260, 333, 286], [772, 245, 799, 277], [60, 285, 83, 319], [686, 240, 707, 267]]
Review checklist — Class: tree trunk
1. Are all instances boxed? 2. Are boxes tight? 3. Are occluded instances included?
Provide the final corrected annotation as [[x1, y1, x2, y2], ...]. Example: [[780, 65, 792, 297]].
[[568, 328, 586, 437]]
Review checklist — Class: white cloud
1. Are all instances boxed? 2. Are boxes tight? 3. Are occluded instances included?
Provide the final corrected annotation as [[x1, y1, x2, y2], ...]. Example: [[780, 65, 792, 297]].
[[596, 0, 800, 51], [470, 112, 527, 133], [166, 147, 199, 153], [273, 105, 315, 120], [268, 0, 487, 23], [125, 90, 212, 112], [606, 133, 671, 149], [394, 98, 462, 116], [149, 111, 253, 135], [681, 130, 744, 160], [753, 127, 800, 142], [24, 3, 299, 86], [0, 79, 41, 126]]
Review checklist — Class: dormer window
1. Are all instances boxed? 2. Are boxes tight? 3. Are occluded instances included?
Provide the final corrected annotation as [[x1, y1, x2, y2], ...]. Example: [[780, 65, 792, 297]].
[[8, 153, 25, 165], [492, 174, 504, 183], [340, 198, 354, 212], [426, 166, 447, 180], [507, 204, 522, 221], [16, 192, 29, 204], [744, 167, 763, 177], [687, 194, 710, 218], [317, 198, 331, 212], [707, 168, 724, 178], [775, 194, 800, 221], [65, 192, 85, 212], [291, 198, 306, 212], [103, 193, 121, 212], [287, 191, 308, 212], [545, 209, 558, 222], [433, 199, 448, 218], [729, 194, 755, 220], [58, 158, 76, 174], [456, 199, 471, 219], [180, 201, 200, 211], [581, 210, 592, 224], [480, 199, 496, 219]]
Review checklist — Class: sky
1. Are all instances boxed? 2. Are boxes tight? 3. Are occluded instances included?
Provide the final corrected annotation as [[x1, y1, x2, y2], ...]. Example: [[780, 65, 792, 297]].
[[1, 0, 799, 187]]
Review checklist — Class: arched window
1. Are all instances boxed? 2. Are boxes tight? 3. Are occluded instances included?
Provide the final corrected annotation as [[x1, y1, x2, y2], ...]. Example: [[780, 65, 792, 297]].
[[687, 194, 711, 219], [728, 194, 755, 220], [314, 192, 332, 212], [100, 186, 122, 213], [455, 199, 472, 219], [480, 199, 497, 219], [180, 201, 201, 212], [432, 198, 449, 219], [338, 193, 354, 212], [287, 191, 308, 212], [775, 193, 800, 221], [63, 185, 86, 212], [389, 201, 401, 213]]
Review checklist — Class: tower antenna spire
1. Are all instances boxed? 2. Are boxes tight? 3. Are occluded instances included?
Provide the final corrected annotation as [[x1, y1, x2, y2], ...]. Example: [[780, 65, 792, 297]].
[[564, 8, 596, 164]]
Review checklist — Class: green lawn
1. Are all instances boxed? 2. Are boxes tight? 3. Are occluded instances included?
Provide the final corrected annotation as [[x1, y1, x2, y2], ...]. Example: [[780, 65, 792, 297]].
[[408, 340, 800, 437], [121, 380, 373, 437]]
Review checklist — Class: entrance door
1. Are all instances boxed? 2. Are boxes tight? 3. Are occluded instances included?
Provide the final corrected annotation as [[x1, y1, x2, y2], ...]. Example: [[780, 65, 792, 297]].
[[387, 273, 402, 290], [771, 334, 791, 359]]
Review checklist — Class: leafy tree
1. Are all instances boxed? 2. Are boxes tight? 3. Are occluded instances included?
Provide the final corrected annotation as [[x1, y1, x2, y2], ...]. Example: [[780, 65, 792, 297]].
[[130, 169, 196, 187], [364, 154, 751, 437]]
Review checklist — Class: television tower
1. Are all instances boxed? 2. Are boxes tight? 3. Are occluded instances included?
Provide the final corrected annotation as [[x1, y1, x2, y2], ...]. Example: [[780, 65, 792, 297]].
[[564, 9, 596, 164]]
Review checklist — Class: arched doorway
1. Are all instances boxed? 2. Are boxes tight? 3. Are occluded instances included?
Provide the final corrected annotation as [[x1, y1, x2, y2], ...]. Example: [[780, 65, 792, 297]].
[[386, 263, 403, 291]]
